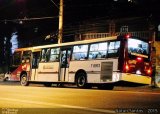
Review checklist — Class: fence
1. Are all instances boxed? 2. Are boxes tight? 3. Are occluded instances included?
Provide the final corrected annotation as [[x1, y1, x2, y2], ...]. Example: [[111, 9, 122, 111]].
[[78, 31, 154, 41]]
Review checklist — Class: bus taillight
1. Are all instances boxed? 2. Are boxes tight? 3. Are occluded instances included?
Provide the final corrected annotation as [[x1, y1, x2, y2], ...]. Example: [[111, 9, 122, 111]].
[[147, 69, 152, 75], [125, 64, 129, 71], [125, 34, 130, 38]]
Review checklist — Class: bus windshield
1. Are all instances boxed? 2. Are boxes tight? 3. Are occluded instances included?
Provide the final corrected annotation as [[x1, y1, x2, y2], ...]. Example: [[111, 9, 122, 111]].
[[128, 38, 149, 59]]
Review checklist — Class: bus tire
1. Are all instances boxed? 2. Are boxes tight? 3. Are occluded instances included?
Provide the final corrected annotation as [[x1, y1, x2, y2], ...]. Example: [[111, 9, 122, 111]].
[[20, 73, 29, 86], [76, 72, 87, 88]]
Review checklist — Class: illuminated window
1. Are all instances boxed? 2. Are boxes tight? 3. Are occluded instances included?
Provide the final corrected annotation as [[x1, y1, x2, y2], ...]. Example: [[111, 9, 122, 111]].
[[108, 41, 120, 57], [128, 39, 149, 55], [89, 42, 108, 59], [72, 45, 88, 60], [41, 48, 50, 62], [50, 48, 60, 62]]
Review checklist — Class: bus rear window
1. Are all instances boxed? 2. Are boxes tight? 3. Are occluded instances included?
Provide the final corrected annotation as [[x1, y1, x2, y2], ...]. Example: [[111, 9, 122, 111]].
[[128, 39, 149, 58]]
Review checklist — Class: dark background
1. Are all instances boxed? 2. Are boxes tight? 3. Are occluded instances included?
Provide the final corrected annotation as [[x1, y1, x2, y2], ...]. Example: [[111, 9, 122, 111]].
[[0, 0, 160, 71], [0, 0, 160, 46]]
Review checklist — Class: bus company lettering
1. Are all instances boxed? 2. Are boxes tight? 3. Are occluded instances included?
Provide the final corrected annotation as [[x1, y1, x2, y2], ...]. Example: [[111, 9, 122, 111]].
[[91, 64, 100, 68], [43, 65, 54, 69]]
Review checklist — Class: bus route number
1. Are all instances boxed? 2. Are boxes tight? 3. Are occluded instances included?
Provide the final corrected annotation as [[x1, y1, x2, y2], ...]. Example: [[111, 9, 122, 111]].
[[91, 64, 100, 68]]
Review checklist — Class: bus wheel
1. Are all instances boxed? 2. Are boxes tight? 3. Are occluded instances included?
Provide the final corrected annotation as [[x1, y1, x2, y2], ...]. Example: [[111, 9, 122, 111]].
[[76, 72, 87, 88], [98, 84, 114, 90], [20, 74, 29, 86]]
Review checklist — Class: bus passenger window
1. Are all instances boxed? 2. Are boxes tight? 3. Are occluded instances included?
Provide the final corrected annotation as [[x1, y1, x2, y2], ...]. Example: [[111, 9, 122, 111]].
[[97, 52, 102, 58], [89, 42, 107, 59], [50, 55, 58, 61], [72, 45, 88, 60], [40, 48, 50, 62], [50, 48, 60, 62], [108, 41, 120, 58]]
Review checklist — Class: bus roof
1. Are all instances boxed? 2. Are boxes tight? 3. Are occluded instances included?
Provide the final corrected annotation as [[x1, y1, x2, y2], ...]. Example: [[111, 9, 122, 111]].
[[15, 36, 117, 52]]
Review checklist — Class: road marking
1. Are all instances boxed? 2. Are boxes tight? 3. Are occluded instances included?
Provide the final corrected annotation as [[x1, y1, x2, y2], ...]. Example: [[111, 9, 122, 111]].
[[0, 97, 115, 114]]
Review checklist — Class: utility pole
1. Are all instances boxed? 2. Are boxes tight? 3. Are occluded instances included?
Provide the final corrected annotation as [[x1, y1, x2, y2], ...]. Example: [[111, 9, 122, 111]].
[[58, 0, 63, 44]]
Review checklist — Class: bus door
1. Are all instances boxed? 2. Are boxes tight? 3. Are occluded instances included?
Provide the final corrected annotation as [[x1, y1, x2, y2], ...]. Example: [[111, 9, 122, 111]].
[[31, 51, 40, 81], [21, 51, 32, 80], [59, 48, 71, 82]]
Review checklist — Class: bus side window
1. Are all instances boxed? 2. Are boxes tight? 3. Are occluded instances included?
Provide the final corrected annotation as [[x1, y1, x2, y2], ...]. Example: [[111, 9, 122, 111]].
[[41, 48, 50, 62], [72, 45, 88, 61], [50, 48, 60, 62], [96, 52, 102, 58], [108, 41, 120, 58], [89, 42, 107, 60]]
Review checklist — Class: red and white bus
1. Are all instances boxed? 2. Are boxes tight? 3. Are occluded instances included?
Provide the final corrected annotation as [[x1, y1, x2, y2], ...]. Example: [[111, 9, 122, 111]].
[[4, 35, 152, 89]]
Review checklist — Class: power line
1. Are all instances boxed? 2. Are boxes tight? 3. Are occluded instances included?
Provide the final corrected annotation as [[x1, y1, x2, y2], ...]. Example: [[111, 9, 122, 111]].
[[0, 16, 59, 23], [50, 0, 59, 9]]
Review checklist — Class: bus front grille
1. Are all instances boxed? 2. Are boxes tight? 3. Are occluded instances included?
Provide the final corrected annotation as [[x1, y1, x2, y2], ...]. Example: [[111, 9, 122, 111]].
[[101, 62, 113, 82]]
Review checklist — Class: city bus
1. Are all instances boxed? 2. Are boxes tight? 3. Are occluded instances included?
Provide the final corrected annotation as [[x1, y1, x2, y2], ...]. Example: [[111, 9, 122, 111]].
[[4, 35, 152, 89]]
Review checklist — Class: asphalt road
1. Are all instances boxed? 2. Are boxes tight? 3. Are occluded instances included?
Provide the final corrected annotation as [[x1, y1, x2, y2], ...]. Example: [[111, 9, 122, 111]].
[[0, 82, 160, 114]]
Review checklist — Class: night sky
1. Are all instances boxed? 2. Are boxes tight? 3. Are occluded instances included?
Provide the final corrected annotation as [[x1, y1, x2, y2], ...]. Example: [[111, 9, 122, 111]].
[[0, 0, 160, 46]]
